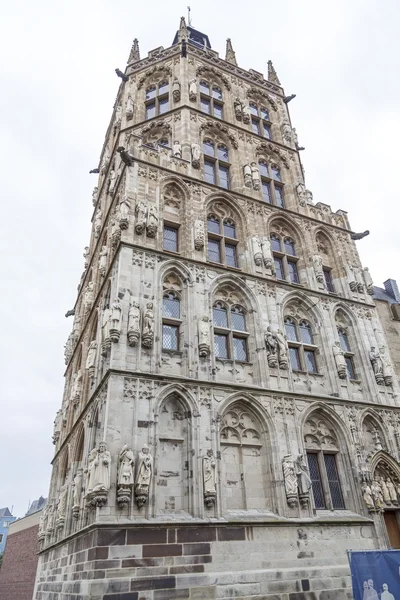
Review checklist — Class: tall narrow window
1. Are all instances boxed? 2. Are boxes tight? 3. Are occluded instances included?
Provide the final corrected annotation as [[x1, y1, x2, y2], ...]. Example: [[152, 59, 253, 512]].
[[258, 161, 284, 207], [145, 81, 170, 119], [163, 224, 179, 252], [323, 268, 335, 293], [338, 327, 355, 379], [207, 216, 238, 267], [284, 317, 318, 373], [162, 292, 181, 351], [203, 140, 230, 189], [248, 103, 272, 139], [199, 81, 224, 119], [271, 234, 299, 283], [213, 303, 248, 361]]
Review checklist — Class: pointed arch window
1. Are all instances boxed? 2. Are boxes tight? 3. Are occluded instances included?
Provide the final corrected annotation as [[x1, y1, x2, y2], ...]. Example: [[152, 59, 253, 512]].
[[145, 81, 169, 120], [259, 161, 284, 207], [271, 234, 299, 283], [200, 81, 223, 119], [213, 303, 248, 361], [162, 291, 181, 351], [203, 140, 230, 189], [284, 317, 318, 373], [249, 103, 272, 139], [207, 215, 238, 267]]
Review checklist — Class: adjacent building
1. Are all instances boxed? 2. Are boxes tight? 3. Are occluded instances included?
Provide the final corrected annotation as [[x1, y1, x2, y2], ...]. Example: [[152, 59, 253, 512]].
[[35, 18, 400, 600], [0, 507, 16, 554]]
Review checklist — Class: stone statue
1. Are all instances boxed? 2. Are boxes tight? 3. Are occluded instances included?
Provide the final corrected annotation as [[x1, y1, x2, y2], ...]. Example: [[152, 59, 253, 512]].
[[86, 341, 97, 378], [135, 200, 147, 234], [198, 316, 211, 357], [117, 444, 135, 506], [296, 182, 307, 207], [118, 195, 131, 230], [189, 78, 197, 101], [371, 479, 384, 509], [127, 301, 141, 346], [99, 245, 108, 277], [276, 329, 289, 369], [72, 469, 83, 518], [251, 162, 260, 190], [292, 127, 300, 148], [70, 369, 82, 407], [100, 146, 110, 174], [56, 485, 68, 525], [296, 454, 312, 506], [94, 210, 102, 238], [265, 326, 278, 368], [194, 219, 205, 250], [64, 333, 73, 365], [312, 254, 324, 284], [333, 342, 347, 379], [191, 143, 201, 169], [361, 482, 375, 510], [282, 455, 298, 507], [203, 449, 217, 508], [172, 77, 181, 102], [52, 409, 62, 445], [146, 204, 159, 237], [108, 169, 117, 194], [369, 347, 384, 385], [91, 187, 98, 206], [46, 504, 55, 536], [243, 163, 252, 188], [234, 97, 242, 120], [114, 105, 122, 129], [345, 263, 357, 292], [354, 267, 365, 294], [101, 307, 111, 356], [281, 118, 292, 144], [173, 140, 182, 158], [142, 302, 154, 348], [260, 238, 274, 271], [86, 442, 111, 507], [135, 445, 153, 507], [387, 479, 398, 503], [111, 215, 121, 247], [252, 236, 263, 267], [242, 104, 251, 124], [83, 246, 90, 268], [380, 477, 391, 504], [84, 282, 94, 314], [38, 506, 47, 540], [126, 95, 134, 120], [380, 346, 394, 386], [363, 267, 374, 295], [110, 298, 122, 342]]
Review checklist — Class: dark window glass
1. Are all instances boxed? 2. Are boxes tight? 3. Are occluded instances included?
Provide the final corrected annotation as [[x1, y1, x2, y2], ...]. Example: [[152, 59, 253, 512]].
[[233, 337, 247, 361], [345, 356, 355, 379], [307, 453, 326, 509], [223, 221, 236, 238], [259, 162, 269, 177], [204, 160, 216, 184], [324, 269, 335, 293], [158, 82, 169, 95], [146, 86, 156, 100], [200, 81, 210, 95], [231, 308, 246, 331], [159, 139, 169, 147], [271, 165, 281, 181], [249, 103, 258, 116], [251, 119, 260, 135], [263, 124, 272, 139], [159, 97, 169, 114], [145, 102, 156, 120], [212, 87, 222, 100], [338, 330, 351, 353], [208, 238, 221, 263], [288, 260, 299, 283], [275, 186, 284, 208], [200, 97, 211, 114], [214, 103, 223, 119], [203, 140, 215, 156], [305, 350, 317, 373], [274, 257, 284, 280], [225, 243, 237, 267], [219, 165, 229, 189], [300, 322, 313, 345], [324, 454, 345, 509], [163, 294, 180, 319], [163, 225, 178, 252], [271, 234, 281, 252], [213, 304, 228, 327], [285, 319, 298, 342], [262, 181, 271, 203], [162, 324, 179, 350], [214, 333, 228, 358], [207, 216, 220, 234], [284, 238, 296, 256], [289, 347, 301, 370], [217, 145, 229, 162], [261, 108, 270, 121]]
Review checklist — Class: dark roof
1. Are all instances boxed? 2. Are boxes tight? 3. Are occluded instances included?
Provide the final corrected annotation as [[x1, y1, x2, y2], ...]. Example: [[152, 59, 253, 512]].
[[25, 496, 47, 516], [0, 507, 13, 518], [373, 286, 398, 305], [172, 26, 211, 49]]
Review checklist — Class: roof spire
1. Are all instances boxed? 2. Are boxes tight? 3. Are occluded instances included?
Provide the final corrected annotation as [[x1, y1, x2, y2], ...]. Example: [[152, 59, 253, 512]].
[[178, 16, 188, 40], [267, 60, 281, 86], [225, 39, 237, 66], [128, 39, 140, 64]]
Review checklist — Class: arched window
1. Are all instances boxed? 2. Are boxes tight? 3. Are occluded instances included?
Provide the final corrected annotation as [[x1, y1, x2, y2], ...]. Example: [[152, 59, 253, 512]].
[[213, 302, 248, 361], [284, 317, 318, 373], [145, 81, 169, 120], [162, 291, 181, 351], [203, 140, 230, 189], [249, 103, 272, 139], [271, 234, 299, 283], [207, 215, 238, 267], [304, 415, 345, 510], [259, 161, 284, 207], [200, 81, 223, 119], [337, 327, 355, 379]]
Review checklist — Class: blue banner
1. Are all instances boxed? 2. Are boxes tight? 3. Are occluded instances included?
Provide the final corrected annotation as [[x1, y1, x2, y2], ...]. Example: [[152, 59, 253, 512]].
[[349, 551, 400, 600]]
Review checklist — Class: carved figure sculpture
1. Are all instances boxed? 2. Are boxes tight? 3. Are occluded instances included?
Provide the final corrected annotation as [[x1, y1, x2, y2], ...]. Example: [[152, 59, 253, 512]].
[[345, 263, 357, 292], [70, 369, 82, 407], [118, 195, 131, 230], [261, 237, 274, 271], [252, 236, 263, 266], [251, 162, 261, 190], [100, 146, 110, 174], [72, 469, 83, 519], [243, 163, 252, 187], [46, 504, 55, 536], [282, 455, 298, 507], [84, 282, 94, 314], [52, 410, 62, 445], [363, 267, 374, 295], [146, 204, 158, 237], [194, 219, 205, 250], [191, 143, 201, 168], [281, 118, 292, 143], [380, 346, 394, 386], [56, 485, 68, 526], [64, 333, 73, 365], [189, 78, 197, 101], [110, 298, 122, 342], [312, 254, 325, 284], [265, 326, 278, 368], [234, 97, 242, 120], [101, 307, 111, 356], [172, 77, 181, 102], [276, 329, 289, 369], [361, 482, 375, 510], [333, 341, 347, 379], [296, 182, 307, 207], [127, 301, 141, 346], [173, 140, 182, 158], [111, 216, 121, 248], [380, 477, 391, 504], [387, 479, 398, 504], [369, 347, 384, 385], [86, 341, 97, 378], [38, 506, 47, 541], [117, 444, 135, 506], [126, 95, 134, 120], [242, 104, 251, 123], [371, 479, 384, 509], [203, 449, 217, 508], [296, 454, 312, 507], [135, 445, 153, 507], [94, 210, 102, 238], [83, 246, 90, 268], [91, 187, 98, 206], [108, 169, 116, 194], [135, 200, 147, 234], [86, 442, 111, 507], [198, 316, 211, 357], [99, 246, 108, 277], [114, 105, 122, 129], [354, 267, 365, 294], [142, 302, 155, 348]]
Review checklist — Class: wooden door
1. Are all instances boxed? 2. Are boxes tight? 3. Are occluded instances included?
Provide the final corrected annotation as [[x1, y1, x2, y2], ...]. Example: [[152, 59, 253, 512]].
[[384, 512, 400, 549]]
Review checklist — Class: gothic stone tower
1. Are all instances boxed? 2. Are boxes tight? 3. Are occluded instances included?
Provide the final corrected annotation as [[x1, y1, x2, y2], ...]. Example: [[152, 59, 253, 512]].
[[36, 17, 400, 600]]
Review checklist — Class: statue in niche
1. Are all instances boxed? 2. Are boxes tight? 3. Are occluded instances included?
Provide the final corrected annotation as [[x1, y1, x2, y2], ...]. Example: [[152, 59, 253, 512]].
[[312, 254, 325, 285], [243, 163, 252, 187], [64, 333, 73, 365], [135, 445, 153, 508], [99, 246, 108, 277], [84, 281, 94, 314], [173, 140, 182, 158], [111, 215, 121, 247], [94, 209, 102, 238], [198, 316, 211, 357], [203, 449, 217, 508], [189, 78, 197, 101], [101, 307, 111, 356], [252, 236, 263, 267], [265, 326, 278, 368], [194, 219, 205, 250], [38, 506, 47, 540], [70, 369, 82, 407], [261, 237, 274, 271], [386, 479, 398, 504], [296, 182, 307, 207], [234, 97, 243, 120], [146, 204, 159, 237], [142, 302, 155, 348], [114, 105, 122, 129], [46, 503, 55, 536], [86, 442, 111, 507], [83, 246, 90, 268], [345, 263, 357, 292], [135, 200, 147, 234], [126, 94, 134, 120], [110, 297, 122, 342], [118, 195, 131, 230], [251, 162, 260, 190], [281, 118, 292, 143], [276, 329, 289, 369], [354, 267, 365, 294], [72, 468, 83, 519], [333, 342, 347, 379], [361, 481, 375, 510], [379, 477, 391, 504], [52, 410, 62, 445], [295, 454, 312, 507], [91, 187, 98, 207], [242, 104, 251, 123], [371, 479, 384, 509], [86, 341, 97, 379], [363, 267, 374, 295], [380, 346, 394, 387], [56, 485, 68, 526], [369, 347, 384, 385], [100, 146, 110, 174], [191, 143, 201, 168], [292, 128, 300, 148], [108, 169, 116, 194], [117, 444, 135, 506], [172, 77, 181, 102], [282, 455, 298, 507], [127, 300, 141, 346]]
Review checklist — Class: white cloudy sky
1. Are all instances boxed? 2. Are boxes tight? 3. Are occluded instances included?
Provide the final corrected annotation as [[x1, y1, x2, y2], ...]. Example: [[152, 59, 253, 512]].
[[0, 0, 399, 517]]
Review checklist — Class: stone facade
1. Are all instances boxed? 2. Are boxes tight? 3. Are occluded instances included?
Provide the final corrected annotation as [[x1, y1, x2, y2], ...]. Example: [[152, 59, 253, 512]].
[[37, 18, 400, 600]]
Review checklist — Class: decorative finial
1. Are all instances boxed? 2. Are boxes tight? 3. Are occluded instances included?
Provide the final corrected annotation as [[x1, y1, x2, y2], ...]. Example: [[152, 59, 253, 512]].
[[128, 39, 140, 64], [225, 39, 237, 66], [187, 6, 192, 26], [177, 16, 188, 42], [267, 60, 281, 86]]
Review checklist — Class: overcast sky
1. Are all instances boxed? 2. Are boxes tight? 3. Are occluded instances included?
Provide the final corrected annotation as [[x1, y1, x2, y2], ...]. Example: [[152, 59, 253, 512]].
[[0, 0, 399, 517]]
